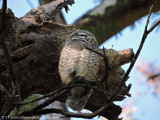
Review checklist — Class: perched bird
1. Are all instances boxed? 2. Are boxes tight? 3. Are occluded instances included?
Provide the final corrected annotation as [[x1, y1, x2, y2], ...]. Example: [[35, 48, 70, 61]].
[[58, 29, 99, 111]]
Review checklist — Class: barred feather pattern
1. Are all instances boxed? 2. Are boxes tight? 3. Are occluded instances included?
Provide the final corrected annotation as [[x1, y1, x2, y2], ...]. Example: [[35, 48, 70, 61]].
[[58, 29, 99, 111]]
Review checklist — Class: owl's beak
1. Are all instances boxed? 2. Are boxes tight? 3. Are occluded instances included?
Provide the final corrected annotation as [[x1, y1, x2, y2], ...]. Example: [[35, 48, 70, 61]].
[[87, 36, 93, 44]]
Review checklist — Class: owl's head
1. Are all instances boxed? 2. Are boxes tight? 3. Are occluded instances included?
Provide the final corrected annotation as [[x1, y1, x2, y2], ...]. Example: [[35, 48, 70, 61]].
[[66, 29, 99, 48]]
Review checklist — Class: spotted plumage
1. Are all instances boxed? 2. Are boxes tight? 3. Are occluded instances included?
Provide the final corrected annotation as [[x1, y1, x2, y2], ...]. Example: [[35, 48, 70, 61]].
[[58, 29, 99, 111]]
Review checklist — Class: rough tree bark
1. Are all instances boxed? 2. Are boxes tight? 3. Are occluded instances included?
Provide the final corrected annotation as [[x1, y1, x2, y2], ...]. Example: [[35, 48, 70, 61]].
[[75, 0, 160, 44], [0, 0, 134, 119], [39, 0, 66, 24], [38, 0, 160, 44]]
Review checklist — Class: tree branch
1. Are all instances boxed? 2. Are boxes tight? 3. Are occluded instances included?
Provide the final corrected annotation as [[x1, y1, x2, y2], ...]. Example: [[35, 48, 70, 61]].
[[148, 72, 160, 80], [123, 5, 154, 83], [17, 77, 93, 115], [76, 0, 160, 44], [107, 5, 158, 106], [14, 77, 95, 106], [21, 0, 75, 26], [0, 0, 16, 88], [0, 0, 19, 115], [85, 47, 110, 84], [18, 5, 160, 119], [148, 18, 160, 33]]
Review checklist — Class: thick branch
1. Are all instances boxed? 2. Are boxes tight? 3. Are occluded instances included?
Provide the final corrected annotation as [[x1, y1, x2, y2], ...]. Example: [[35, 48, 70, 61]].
[[75, 0, 160, 44], [21, 0, 74, 26], [0, 0, 16, 87]]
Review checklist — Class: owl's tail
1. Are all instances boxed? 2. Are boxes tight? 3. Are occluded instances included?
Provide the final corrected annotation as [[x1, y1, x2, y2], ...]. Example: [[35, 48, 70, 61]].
[[66, 87, 93, 111]]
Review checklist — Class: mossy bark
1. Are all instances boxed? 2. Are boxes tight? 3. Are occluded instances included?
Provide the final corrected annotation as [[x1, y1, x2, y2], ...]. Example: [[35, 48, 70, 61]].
[[75, 0, 160, 44]]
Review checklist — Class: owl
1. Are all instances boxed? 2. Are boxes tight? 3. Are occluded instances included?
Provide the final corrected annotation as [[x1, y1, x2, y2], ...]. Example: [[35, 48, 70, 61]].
[[58, 29, 99, 111]]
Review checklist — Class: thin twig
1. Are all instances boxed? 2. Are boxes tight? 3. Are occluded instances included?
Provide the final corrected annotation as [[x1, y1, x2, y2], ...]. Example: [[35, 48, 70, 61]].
[[96, 78, 110, 101], [148, 18, 160, 33], [85, 47, 110, 83], [14, 83, 124, 106], [85, 47, 110, 100], [17, 76, 96, 115], [85, 47, 105, 58], [18, 89, 70, 116], [122, 5, 153, 85], [20, 103, 107, 119], [106, 5, 156, 106], [148, 72, 160, 80], [14, 81, 78, 106], [100, 47, 110, 83], [68, 84, 125, 99], [21, 107, 106, 118], [110, 54, 118, 66]]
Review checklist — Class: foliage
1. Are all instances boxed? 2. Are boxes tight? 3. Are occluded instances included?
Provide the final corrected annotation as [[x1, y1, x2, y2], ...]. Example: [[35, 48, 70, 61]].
[[10, 95, 39, 116]]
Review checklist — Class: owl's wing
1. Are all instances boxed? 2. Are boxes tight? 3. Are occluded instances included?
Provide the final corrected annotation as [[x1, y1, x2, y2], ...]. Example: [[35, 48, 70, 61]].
[[58, 46, 81, 84]]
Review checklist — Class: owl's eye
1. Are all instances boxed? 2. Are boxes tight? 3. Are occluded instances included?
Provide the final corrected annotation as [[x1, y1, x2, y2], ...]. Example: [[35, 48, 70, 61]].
[[79, 34, 87, 39]]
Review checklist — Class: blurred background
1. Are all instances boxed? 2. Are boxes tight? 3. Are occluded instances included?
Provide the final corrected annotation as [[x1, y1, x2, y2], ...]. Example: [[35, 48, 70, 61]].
[[1, 0, 160, 120]]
